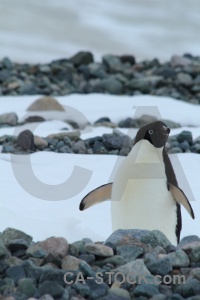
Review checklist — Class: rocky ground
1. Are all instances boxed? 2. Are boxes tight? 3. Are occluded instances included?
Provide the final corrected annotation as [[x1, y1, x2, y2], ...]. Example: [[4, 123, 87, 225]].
[[0, 53, 200, 104], [0, 96, 200, 155], [0, 228, 200, 300]]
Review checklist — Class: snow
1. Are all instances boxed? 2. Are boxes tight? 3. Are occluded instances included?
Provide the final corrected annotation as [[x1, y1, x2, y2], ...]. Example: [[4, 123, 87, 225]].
[[0, 94, 200, 243]]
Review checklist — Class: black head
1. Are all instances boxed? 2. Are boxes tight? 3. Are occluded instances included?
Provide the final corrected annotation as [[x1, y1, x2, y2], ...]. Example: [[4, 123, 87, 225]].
[[134, 121, 170, 148]]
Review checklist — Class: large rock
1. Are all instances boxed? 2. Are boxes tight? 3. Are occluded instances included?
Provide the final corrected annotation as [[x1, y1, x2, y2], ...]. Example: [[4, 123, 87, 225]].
[[27, 96, 65, 111], [105, 229, 150, 248], [33, 237, 69, 259], [17, 130, 35, 151], [85, 243, 114, 257], [0, 112, 18, 126], [69, 51, 94, 66], [0, 228, 32, 247]]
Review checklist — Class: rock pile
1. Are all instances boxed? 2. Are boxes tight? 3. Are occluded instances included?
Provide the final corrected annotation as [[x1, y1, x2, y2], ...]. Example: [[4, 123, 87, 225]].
[[0, 228, 200, 299], [1, 53, 200, 103], [1, 127, 200, 156]]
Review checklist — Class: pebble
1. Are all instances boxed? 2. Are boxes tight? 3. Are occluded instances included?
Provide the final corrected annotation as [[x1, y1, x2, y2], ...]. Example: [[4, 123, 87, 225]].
[[34, 135, 48, 149]]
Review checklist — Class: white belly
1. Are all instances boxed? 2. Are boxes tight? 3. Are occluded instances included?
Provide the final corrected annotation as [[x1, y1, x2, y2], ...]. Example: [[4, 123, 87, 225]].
[[111, 140, 178, 245]]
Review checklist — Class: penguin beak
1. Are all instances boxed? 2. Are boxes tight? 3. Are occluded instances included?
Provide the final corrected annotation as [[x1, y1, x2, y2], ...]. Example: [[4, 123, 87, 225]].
[[162, 126, 170, 136]]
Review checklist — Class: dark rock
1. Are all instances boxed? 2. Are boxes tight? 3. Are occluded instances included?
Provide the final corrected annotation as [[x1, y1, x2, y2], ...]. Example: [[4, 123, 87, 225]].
[[144, 253, 172, 276], [93, 77, 123, 94], [120, 54, 135, 65], [119, 118, 135, 128], [134, 284, 160, 297], [175, 278, 200, 297], [0, 239, 9, 258], [0, 278, 15, 293], [102, 134, 126, 150], [102, 54, 122, 72], [79, 253, 95, 265], [189, 244, 200, 263], [73, 140, 87, 153], [38, 281, 65, 298], [39, 268, 70, 286], [17, 130, 35, 151], [94, 255, 125, 267], [56, 140, 65, 149], [2, 57, 13, 69], [69, 51, 94, 66], [79, 261, 95, 278], [7, 239, 29, 252], [116, 245, 143, 262], [25, 115, 46, 123], [1, 228, 32, 247], [93, 140, 108, 154], [5, 265, 26, 284], [58, 145, 73, 153], [177, 131, 193, 145], [179, 140, 190, 151], [94, 117, 111, 124], [85, 279, 109, 299], [141, 230, 172, 249], [17, 278, 37, 298], [72, 282, 91, 297], [167, 249, 190, 267], [0, 260, 9, 274], [126, 76, 162, 92], [20, 83, 40, 95]]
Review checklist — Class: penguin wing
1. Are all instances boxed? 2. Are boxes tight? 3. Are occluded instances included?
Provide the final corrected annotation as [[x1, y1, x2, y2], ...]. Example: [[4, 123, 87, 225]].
[[79, 183, 113, 211], [169, 182, 195, 219]]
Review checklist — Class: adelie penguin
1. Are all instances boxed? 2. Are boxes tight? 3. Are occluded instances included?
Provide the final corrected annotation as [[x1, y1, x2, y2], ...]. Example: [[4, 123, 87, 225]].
[[79, 121, 195, 245]]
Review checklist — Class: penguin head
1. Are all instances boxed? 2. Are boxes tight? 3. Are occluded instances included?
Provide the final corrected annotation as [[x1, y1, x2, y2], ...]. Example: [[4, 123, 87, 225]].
[[134, 121, 170, 148]]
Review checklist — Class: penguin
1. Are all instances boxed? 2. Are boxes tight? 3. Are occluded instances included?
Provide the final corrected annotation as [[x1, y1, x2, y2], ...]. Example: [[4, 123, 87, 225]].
[[79, 121, 194, 245]]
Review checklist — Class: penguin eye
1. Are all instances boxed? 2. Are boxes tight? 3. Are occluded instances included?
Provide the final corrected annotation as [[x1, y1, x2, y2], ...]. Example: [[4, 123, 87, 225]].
[[149, 130, 153, 134]]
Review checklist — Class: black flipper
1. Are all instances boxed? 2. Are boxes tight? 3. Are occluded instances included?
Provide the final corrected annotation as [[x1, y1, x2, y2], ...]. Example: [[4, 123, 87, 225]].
[[79, 183, 113, 211]]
